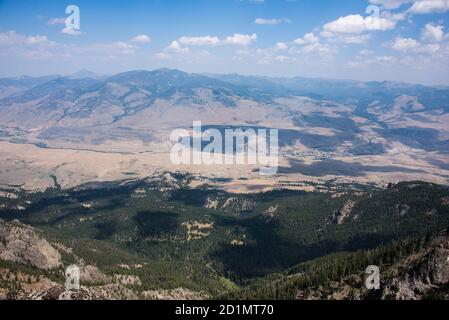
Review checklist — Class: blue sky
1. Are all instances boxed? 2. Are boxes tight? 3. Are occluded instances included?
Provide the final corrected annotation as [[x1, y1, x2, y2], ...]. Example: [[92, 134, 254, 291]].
[[0, 0, 449, 85]]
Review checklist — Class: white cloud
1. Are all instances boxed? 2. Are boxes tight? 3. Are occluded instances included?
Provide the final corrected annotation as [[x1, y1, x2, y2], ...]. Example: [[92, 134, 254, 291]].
[[381, 11, 408, 22], [178, 36, 220, 46], [254, 18, 291, 25], [359, 49, 374, 57], [0, 31, 53, 47], [408, 0, 449, 14], [302, 42, 337, 55], [130, 34, 151, 44], [223, 33, 257, 45], [322, 33, 371, 44], [392, 37, 419, 51], [0, 30, 21, 46], [0, 30, 144, 61], [348, 54, 398, 69], [422, 23, 445, 42], [370, 0, 449, 13], [168, 33, 257, 49], [289, 42, 338, 58], [417, 43, 441, 53], [61, 28, 82, 36], [47, 17, 82, 35], [293, 32, 319, 45], [369, 0, 412, 9], [25, 35, 49, 45], [165, 40, 190, 54], [336, 34, 371, 44], [110, 41, 137, 54], [46, 17, 66, 25], [274, 42, 288, 51], [323, 14, 396, 34]]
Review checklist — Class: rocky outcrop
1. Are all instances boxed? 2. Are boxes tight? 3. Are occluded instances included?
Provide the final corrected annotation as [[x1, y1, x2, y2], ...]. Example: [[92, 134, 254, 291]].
[[0, 219, 61, 270], [382, 238, 449, 300], [327, 200, 356, 225], [142, 288, 209, 300], [29, 283, 138, 300], [113, 274, 142, 286], [297, 231, 449, 300], [204, 196, 254, 212], [79, 265, 112, 285]]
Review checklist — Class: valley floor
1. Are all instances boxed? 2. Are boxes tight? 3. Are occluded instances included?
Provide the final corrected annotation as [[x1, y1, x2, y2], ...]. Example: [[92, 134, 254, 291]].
[[1, 140, 448, 193]]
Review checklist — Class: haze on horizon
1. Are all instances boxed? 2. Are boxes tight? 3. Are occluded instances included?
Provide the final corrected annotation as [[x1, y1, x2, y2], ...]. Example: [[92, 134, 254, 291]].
[[0, 0, 449, 86]]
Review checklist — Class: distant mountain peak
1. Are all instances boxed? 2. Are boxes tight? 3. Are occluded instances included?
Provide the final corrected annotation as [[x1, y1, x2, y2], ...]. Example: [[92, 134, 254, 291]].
[[70, 69, 97, 79]]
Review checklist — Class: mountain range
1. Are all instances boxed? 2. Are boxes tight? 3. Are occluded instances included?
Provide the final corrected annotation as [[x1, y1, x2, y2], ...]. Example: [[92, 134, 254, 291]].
[[1, 68, 449, 148], [1, 69, 449, 300]]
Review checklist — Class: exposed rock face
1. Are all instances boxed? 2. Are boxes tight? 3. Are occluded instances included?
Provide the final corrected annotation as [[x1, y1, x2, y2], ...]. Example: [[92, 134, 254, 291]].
[[0, 219, 61, 270], [327, 200, 356, 225], [82, 283, 138, 300], [79, 265, 112, 285], [296, 231, 449, 300], [442, 196, 449, 206], [142, 288, 209, 300], [263, 205, 279, 221], [113, 274, 142, 286], [182, 221, 214, 241], [382, 241, 449, 300], [204, 196, 254, 212], [0, 267, 58, 298], [204, 197, 219, 209], [29, 284, 138, 300]]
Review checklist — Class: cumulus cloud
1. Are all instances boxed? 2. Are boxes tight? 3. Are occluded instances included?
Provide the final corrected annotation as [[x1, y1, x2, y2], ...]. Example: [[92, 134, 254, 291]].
[[329, 34, 371, 44], [347, 54, 398, 69], [130, 34, 151, 44], [25, 35, 49, 45], [422, 23, 445, 42], [0, 30, 141, 61], [108, 41, 137, 54], [46, 17, 66, 25], [300, 42, 338, 56], [293, 32, 319, 45], [165, 40, 190, 54], [223, 33, 257, 45], [46, 16, 82, 36], [370, 0, 449, 13], [289, 41, 338, 58], [0, 31, 52, 47], [274, 42, 288, 51], [323, 14, 396, 34], [169, 33, 257, 49], [392, 37, 419, 51], [369, 0, 412, 9], [178, 36, 220, 46], [254, 18, 291, 25], [408, 0, 449, 14], [61, 27, 82, 36]]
